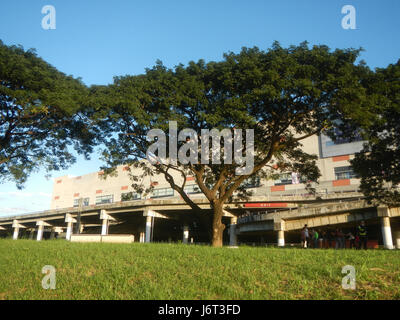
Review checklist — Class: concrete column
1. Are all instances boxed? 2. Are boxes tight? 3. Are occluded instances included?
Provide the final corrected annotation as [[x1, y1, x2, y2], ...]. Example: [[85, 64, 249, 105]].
[[36, 224, 44, 241], [145, 216, 152, 243], [381, 216, 394, 250], [229, 217, 238, 246], [395, 231, 400, 249], [12, 220, 25, 240], [183, 225, 189, 244], [65, 214, 76, 241], [100, 210, 114, 236], [277, 230, 285, 247], [101, 219, 109, 236], [50, 229, 55, 240], [66, 222, 73, 241], [139, 232, 145, 243], [13, 227, 19, 240], [29, 229, 35, 240]]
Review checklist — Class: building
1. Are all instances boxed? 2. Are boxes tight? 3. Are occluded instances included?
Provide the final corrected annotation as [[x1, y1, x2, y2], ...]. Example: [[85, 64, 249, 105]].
[[51, 134, 364, 210], [1, 133, 399, 249]]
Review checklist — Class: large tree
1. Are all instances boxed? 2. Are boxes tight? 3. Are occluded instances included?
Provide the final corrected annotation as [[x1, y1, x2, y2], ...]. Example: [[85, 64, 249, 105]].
[[96, 42, 374, 247], [351, 60, 400, 206], [0, 40, 96, 187]]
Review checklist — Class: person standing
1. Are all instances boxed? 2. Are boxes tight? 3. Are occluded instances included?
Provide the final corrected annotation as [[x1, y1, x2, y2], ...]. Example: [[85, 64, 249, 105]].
[[301, 224, 309, 248], [347, 232, 356, 249], [357, 221, 368, 250], [312, 229, 319, 249], [319, 229, 325, 248]]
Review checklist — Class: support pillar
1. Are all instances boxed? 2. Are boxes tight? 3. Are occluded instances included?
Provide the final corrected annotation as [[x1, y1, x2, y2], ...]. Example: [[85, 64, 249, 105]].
[[183, 225, 189, 244], [13, 227, 19, 240], [66, 222, 73, 241], [145, 216, 152, 243], [139, 232, 145, 243], [50, 229, 55, 240], [12, 220, 26, 240], [277, 230, 285, 247], [381, 216, 394, 249], [65, 214, 76, 241], [395, 231, 400, 249], [274, 219, 285, 247], [101, 219, 109, 236], [36, 224, 44, 241], [229, 217, 238, 246], [100, 210, 115, 236], [29, 229, 35, 240]]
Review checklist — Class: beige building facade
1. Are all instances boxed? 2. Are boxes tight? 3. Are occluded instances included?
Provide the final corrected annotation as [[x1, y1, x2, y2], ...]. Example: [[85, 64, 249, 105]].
[[51, 134, 364, 210]]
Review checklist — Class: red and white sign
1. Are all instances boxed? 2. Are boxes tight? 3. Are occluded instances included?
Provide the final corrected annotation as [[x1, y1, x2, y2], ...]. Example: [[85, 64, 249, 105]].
[[244, 202, 288, 208]]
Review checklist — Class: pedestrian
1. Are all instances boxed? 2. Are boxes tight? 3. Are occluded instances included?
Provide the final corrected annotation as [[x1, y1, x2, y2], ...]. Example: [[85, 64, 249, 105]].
[[319, 229, 325, 248], [312, 229, 319, 249], [347, 232, 356, 249], [329, 228, 335, 248], [357, 221, 368, 250], [301, 224, 309, 248], [335, 228, 345, 249]]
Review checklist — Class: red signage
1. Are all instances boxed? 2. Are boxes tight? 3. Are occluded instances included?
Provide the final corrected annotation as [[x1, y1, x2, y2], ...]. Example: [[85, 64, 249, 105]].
[[244, 202, 288, 208]]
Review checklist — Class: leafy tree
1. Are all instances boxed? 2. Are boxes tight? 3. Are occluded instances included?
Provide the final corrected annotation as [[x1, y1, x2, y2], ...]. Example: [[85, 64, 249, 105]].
[[0, 40, 96, 187], [96, 42, 373, 247], [351, 60, 400, 206]]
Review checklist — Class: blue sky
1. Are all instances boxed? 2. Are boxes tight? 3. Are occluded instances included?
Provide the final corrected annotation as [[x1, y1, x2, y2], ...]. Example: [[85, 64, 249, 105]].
[[0, 0, 399, 217]]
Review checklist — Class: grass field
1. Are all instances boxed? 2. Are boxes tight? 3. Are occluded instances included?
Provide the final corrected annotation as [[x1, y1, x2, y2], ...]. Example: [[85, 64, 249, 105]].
[[0, 239, 399, 300]]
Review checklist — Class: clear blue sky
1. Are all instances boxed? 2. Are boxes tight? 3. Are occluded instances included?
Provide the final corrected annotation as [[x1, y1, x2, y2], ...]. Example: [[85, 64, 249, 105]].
[[0, 0, 399, 216]]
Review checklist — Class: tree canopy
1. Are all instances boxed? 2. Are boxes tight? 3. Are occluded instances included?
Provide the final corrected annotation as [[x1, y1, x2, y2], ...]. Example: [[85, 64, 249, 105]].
[[94, 42, 374, 246], [351, 60, 400, 206], [0, 40, 96, 187]]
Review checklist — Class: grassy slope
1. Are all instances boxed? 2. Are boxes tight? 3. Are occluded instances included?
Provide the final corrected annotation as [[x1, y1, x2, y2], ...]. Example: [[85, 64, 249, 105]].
[[0, 239, 399, 300]]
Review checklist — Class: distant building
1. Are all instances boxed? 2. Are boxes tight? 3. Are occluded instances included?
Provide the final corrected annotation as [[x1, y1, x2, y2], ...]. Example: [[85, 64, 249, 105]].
[[51, 134, 364, 210]]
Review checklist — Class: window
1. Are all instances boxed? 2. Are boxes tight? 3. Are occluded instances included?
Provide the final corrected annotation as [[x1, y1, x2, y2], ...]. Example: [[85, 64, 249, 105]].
[[325, 128, 363, 147], [95, 194, 114, 205], [73, 198, 89, 207], [334, 166, 357, 180], [274, 173, 293, 186], [150, 188, 174, 198], [184, 184, 201, 194], [242, 177, 261, 189], [121, 192, 141, 202]]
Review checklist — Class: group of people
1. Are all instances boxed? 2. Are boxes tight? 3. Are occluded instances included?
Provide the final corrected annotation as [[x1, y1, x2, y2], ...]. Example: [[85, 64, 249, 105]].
[[300, 221, 368, 249]]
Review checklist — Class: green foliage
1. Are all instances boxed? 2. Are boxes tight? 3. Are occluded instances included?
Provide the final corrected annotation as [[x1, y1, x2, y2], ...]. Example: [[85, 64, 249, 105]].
[[351, 60, 400, 205], [93, 42, 372, 244], [0, 40, 97, 187]]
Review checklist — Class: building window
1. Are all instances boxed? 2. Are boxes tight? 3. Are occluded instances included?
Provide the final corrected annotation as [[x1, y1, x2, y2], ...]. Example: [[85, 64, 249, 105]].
[[274, 173, 293, 186], [150, 187, 174, 198], [274, 172, 306, 185], [121, 192, 141, 202], [95, 194, 114, 205], [325, 128, 363, 146], [334, 166, 357, 180], [73, 198, 89, 207], [184, 184, 201, 194], [242, 177, 261, 189]]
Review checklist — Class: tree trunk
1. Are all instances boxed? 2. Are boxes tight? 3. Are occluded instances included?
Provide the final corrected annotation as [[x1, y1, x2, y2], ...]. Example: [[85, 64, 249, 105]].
[[211, 203, 225, 247]]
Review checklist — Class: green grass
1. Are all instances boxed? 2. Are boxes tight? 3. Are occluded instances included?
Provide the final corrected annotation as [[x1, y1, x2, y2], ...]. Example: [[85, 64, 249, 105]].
[[0, 239, 399, 300]]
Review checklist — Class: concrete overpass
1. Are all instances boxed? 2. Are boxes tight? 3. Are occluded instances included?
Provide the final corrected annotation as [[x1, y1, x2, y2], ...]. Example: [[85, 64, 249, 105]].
[[237, 199, 400, 249], [1, 190, 399, 249]]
